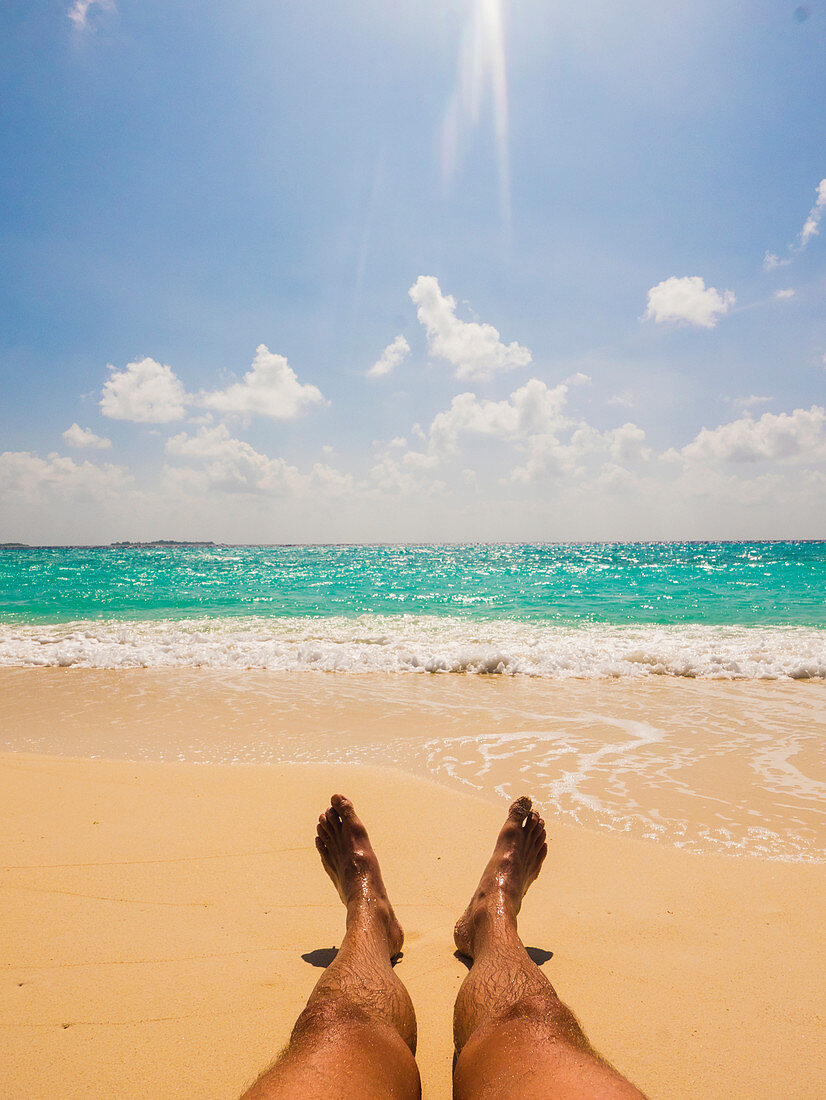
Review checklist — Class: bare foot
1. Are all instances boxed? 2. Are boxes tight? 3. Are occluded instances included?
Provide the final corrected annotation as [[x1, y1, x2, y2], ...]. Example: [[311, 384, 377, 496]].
[[454, 795, 547, 958], [315, 793, 404, 958]]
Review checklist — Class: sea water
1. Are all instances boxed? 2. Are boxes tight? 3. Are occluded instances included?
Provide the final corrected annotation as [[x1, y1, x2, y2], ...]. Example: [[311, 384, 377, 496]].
[[0, 542, 824, 676]]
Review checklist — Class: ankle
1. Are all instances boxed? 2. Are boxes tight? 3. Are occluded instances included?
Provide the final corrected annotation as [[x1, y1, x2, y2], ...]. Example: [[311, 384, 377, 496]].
[[467, 888, 520, 945], [345, 894, 395, 941]]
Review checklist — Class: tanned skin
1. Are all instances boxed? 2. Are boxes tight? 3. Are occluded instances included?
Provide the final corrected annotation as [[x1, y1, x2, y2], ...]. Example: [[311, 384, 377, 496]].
[[240, 794, 646, 1100]]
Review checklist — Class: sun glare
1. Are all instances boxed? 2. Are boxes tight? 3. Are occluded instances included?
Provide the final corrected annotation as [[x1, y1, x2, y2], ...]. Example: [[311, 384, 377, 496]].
[[442, 0, 511, 232]]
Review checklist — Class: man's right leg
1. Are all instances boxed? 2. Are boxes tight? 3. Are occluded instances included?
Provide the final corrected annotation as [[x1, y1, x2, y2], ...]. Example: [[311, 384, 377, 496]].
[[453, 797, 647, 1100], [241, 794, 420, 1100]]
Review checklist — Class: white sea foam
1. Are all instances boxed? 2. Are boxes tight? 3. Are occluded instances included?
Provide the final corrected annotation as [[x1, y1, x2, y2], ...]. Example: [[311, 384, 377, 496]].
[[0, 615, 824, 678]]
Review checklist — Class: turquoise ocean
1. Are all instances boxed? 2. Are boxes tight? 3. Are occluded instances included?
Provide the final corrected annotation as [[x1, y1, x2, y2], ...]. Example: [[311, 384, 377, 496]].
[[1, 542, 824, 676]]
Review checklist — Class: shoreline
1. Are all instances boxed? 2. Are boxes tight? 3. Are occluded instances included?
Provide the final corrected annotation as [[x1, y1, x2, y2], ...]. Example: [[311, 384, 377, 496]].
[[3, 753, 825, 1098], [2, 614, 825, 680], [2, 668, 824, 861]]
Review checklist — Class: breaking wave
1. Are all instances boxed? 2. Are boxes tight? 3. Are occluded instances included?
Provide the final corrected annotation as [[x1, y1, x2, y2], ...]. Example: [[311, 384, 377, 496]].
[[1, 615, 824, 679]]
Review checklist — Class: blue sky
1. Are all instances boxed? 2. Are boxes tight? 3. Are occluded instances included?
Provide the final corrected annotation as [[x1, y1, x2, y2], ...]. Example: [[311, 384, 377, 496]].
[[1, 0, 825, 542]]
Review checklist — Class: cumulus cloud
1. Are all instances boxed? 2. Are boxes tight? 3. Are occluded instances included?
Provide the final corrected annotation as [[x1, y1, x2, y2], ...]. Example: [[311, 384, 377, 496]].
[[100, 358, 187, 423], [427, 378, 571, 454], [607, 423, 651, 465], [798, 178, 826, 249], [0, 451, 130, 502], [165, 424, 304, 495], [644, 276, 735, 329], [165, 424, 350, 497], [368, 335, 410, 378], [403, 372, 648, 487], [365, 376, 584, 496], [676, 406, 826, 466], [368, 450, 447, 498], [199, 344, 325, 420], [774, 288, 795, 300], [409, 275, 531, 380], [62, 423, 112, 450], [67, 0, 114, 29]]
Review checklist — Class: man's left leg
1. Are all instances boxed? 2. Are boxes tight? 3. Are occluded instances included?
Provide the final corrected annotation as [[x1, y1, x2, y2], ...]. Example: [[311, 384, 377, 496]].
[[240, 794, 420, 1100]]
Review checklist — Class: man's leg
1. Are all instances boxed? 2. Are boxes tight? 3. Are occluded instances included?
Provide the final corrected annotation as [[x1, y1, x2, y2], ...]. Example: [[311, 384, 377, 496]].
[[453, 797, 647, 1100], [241, 794, 420, 1100]]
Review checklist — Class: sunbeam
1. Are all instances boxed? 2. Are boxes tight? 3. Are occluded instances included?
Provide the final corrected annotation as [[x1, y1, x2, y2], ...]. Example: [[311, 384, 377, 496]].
[[442, 0, 511, 234]]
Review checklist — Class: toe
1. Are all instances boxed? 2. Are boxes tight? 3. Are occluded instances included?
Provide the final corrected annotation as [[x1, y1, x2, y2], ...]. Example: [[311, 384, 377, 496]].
[[509, 795, 532, 823], [331, 794, 356, 820], [315, 836, 330, 864], [325, 806, 342, 831]]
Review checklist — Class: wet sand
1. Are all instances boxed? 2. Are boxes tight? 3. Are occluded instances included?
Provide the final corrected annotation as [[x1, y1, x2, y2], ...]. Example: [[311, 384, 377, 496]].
[[1, 670, 825, 1097], [2, 668, 825, 857]]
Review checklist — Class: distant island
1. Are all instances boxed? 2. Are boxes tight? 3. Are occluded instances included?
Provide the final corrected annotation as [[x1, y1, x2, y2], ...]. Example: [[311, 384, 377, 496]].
[[109, 540, 219, 548], [0, 541, 221, 550]]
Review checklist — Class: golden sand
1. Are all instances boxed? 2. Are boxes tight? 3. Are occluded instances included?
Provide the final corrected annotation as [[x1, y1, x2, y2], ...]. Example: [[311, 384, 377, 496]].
[[1, 671, 825, 1097]]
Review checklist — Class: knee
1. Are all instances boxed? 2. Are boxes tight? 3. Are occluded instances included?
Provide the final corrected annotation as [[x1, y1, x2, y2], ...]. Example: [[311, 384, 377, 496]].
[[291, 990, 417, 1057], [290, 990, 369, 1045], [504, 992, 590, 1047]]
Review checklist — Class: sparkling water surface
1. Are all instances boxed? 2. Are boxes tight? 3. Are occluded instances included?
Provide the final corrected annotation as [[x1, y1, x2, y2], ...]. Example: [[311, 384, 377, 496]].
[[1, 542, 824, 625]]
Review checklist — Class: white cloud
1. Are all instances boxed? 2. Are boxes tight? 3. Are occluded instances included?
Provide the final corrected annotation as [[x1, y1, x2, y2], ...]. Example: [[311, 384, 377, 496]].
[[406, 373, 649, 488], [199, 344, 326, 420], [62, 423, 112, 450], [607, 423, 651, 465], [166, 423, 249, 462], [408, 275, 531, 380], [368, 450, 447, 498], [798, 178, 826, 249], [644, 276, 735, 329], [766, 179, 826, 267], [100, 358, 188, 423], [67, 0, 114, 29], [763, 251, 790, 271], [677, 406, 826, 466], [166, 424, 302, 495], [774, 288, 795, 300], [427, 378, 571, 454], [165, 424, 350, 498], [507, 431, 592, 484], [368, 335, 410, 378], [307, 462, 354, 496], [0, 451, 130, 503]]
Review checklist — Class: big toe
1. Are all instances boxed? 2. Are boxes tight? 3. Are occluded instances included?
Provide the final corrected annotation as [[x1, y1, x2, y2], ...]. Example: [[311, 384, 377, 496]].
[[331, 793, 356, 820], [508, 795, 532, 823]]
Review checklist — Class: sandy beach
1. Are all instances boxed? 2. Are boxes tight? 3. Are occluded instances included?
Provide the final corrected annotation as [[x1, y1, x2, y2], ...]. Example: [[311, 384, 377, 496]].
[[2, 672, 825, 1098]]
